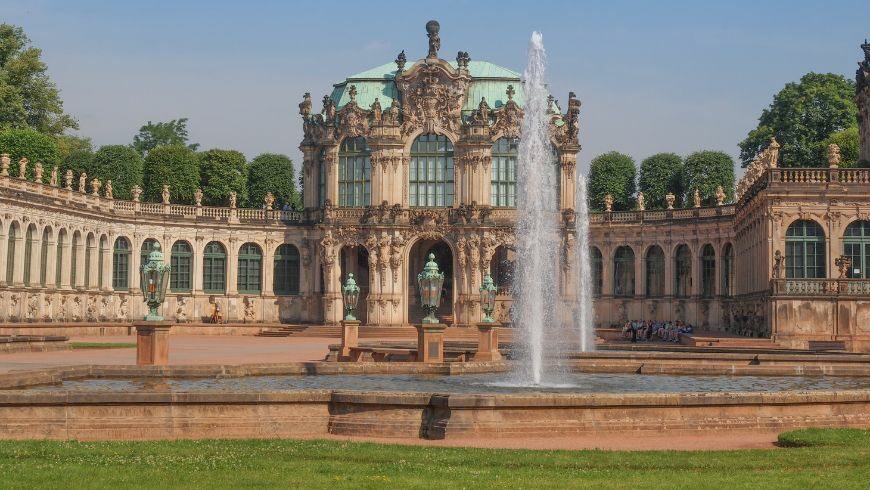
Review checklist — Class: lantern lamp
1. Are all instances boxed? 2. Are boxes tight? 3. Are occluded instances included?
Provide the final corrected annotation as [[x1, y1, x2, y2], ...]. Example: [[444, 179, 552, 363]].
[[417, 253, 445, 324], [479, 272, 497, 323], [342, 272, 361, 321], [139, 243, 171, 321]]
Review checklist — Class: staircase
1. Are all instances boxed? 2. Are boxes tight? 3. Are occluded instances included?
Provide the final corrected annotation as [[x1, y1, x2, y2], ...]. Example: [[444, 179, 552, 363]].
[[255, 325, 307, 337]]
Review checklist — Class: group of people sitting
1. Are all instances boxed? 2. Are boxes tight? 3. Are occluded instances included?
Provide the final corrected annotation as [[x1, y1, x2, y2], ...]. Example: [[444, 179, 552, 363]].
[[621, 320, 694, 343]]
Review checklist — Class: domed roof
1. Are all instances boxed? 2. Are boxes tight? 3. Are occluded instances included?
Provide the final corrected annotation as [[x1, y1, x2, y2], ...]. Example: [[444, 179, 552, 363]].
[[329, 59, 531, 118]]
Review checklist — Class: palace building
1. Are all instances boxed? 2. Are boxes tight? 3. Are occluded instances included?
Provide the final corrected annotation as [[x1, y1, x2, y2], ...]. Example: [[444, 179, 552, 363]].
[[0, 24, 869, 352]]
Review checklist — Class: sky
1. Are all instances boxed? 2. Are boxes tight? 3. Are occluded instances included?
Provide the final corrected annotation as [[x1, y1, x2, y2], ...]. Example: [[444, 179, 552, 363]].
[[5, 0, 868, 176]]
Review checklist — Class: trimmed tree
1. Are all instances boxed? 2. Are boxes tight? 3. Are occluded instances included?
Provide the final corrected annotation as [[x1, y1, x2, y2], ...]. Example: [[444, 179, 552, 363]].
[[199, 149, 247, 206], [133, 118, 199, 157], [91, 145, 144, 200], [738, 73, 857, 168], [638, 152, 684, 209], [0, 127, 60, 178], [587, 151, 636, 211], [142, 145, 200, 204], [61, 148, 94, 179], [247, 153, 298, 209], [55, 135, 93, 163], [682, 151, 736, 206], [818, 127, 860, 168]]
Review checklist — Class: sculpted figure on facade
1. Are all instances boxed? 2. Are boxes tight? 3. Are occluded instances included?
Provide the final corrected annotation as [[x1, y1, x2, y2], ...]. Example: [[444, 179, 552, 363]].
[[827, 143, 841, 168], [43, 295, 53, 321], [243, 296, 255, 322], [475, 97, 491, 125], [64, 170, 73, 190], [118, 295, 128, 320], [666, 192, 675, 210], [79, 172, 87, 193], [91, 177, 102, 196], [131, 185, 142, 202], [370, 98, 382, 124], [426, 20, 440, 58], [715, 186, 726, 206], [604, 193, 613, 212], [693, 189, 701, 208], [18, 158, 27, 179], [194, 188, 203, 206], [0, 153, 9, 176], [264, 192, 275, 210], [50, 166, 58, 186], [835, 255, 852, 279], [161, 184, 170, 204], [636, 192, 645, 211], [492, 85, 523, 138], [383, 99, 401, 126], [319, 230, 338, 274], [229, 191, 237, 208], [176, 296, 188, 322], [34, 161, 43, 183], [27, 294, 39, 320], [772, 250, 784, 279], [104, 180, 113, 199]]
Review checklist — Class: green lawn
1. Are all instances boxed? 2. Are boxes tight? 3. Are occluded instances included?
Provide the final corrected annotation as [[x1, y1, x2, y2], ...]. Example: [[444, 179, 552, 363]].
[[69, 342, 137, 349], [0, 429, 866, 489]]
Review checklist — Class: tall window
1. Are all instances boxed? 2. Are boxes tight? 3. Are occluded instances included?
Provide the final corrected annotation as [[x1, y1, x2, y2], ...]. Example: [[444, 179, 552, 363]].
[[786, 220, 826, 279], [318, 149, 326, 207], [237, 243, 262, 294], [674, 245, 692, 297], [613, 246, 635, 297], [170, 241, 193, 292], [274, 244, 301, 295], [843, 221, 870, 278], [113, 237, 131, 290], [338, 137, 371, 207], [140, 239, 160, 267], [722, 243, 734, 296], [490, 246, 515, 293], [645, 246, 665, 297], [491, 137, 518, 207], [40, 229, 50, 287], [409, 134, 454, 207], [23, 226, 34, 287], [6, 223, 17, 284], [700, 244, 716, 298], [591, 247, 603, 296], [203, 242, 227, 294]]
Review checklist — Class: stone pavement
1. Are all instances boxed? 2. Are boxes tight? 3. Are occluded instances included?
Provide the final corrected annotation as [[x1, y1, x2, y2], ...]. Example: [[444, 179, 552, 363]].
[[0, 335, 333, 373]]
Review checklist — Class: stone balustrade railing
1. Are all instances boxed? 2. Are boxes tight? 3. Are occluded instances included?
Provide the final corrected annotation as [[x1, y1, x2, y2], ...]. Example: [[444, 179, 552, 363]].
[[771, 278, 870, 296], [739, 168, 870, 207]]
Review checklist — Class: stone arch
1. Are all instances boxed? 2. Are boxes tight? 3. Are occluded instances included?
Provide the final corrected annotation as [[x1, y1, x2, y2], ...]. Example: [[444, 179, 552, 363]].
[[405, 235, 456, 325], [645, 244, 666, 298]]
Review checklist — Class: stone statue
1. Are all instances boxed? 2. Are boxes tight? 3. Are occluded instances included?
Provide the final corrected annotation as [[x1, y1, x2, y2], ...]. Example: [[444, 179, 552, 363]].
[[772, 250, 784, 279], [384, 99, 401, 125], [243, 296, 255, 322], [298, 92, 312, 117], [118, 295, 128, 320], [264, 191, 275, 210], [50, 166, 58, 186], [827, 143, 841, 168], [0, 153, 9, 176], [322, 95, 336, 124], [78, 172, 87, 193], [395, 50, 407, 72], [665, 192, 675, 210], [370, 98, 382, 123], [229, 191, 237, 208], [104, 180, 113, 199], [477, 97, 490, 123], [426, 20, 440, 59], [835, 255, 852, 279], [18, 158, 28, 179], [715, 186, 726, 206], [27, 295, 39, 320], [161, 184, 170, 204], [131, 185, 142, 202], [34, 162, 43, 183], [636, 192, 645, 211], [64, 170, 73, 190], [604, 193, 613, 212], [194, 188, 203, 206], [91, 177, 101, 196], [176, 296, 188, 322], [693, 189, 701, 208]]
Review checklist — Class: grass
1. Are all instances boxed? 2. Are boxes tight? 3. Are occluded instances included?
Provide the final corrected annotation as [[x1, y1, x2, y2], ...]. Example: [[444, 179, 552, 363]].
[[0, 429, 866, 489], [69, 342, 137, 349]]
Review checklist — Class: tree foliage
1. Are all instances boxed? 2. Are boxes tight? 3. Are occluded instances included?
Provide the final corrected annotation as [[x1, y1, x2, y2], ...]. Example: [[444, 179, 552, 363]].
[[133, 118, 199, 157], [199, 149, 247, 206], [638, 152, 684, 209], [91, 145, 143, 200], [0, 127, 60, 178], [818, 127, 860, 168], [587, 151, 636, 211], [0, 24, 78, 136], [142, 145, 200, 204], [738, 73, 857, 168], [683, 151, 735, 206], [55, 135, 92, 163], [61, 148, 94, 178], [248, 153, 299, 209]]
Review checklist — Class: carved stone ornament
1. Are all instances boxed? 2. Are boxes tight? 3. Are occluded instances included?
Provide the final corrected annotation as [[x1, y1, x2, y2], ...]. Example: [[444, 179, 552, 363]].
[[772, 250, 784, 279], [131, 184, 142, 202], [336, 85, 370, 138], [64, 170, 73, 190], [264, 191, 275, 210], [491, 85, 524, 138], [229, 191, 237, 208], [0, 153, 9, 176], [18, 158, 27, 179], [426, 20, 440, 59], [161, 184, 170, 204], [715, 186, 726, 206], [104, 180, 113, 199], [194, 188, 203, 206], [34, 162, 43, 183], [396, 60, 470, 136], [827, 143, 841, 168], [636, 192, 645, 211], [604, 194, 613, 212], [666, 192, 675, 210], [78, 172, 87, 193]]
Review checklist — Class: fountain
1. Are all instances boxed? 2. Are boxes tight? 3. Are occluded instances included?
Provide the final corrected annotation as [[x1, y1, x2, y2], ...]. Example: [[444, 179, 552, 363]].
[[513, 31, 563, 384], [575, 175, 595, 352]]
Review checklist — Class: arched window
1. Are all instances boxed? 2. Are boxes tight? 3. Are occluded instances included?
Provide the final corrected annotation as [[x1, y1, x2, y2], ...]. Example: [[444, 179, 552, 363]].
[[113, 237, 131, 290], [274, 244, 301, 295], [98, 236, 108, 289], [843, 221, 870, 278], [40, 228, 50, 287], [71, 232, 80, 288], [613, 246, 635, 297], [722, 243, 734, 296], [489, 246, 515, 294], [6, 223, 18, 284], [237, 243, 262, 294], [85, 234, 95, 288], [701, 244, 715, 298], [645, 246, 665, 297], [491, 137, 518, 207], [170, 241, 193, 292], [318, 148, 326, 207], [338, 137, 371, 207], [23, 225, 35, 287], [674, 245, 692, 297], [786, 220, 826, 279], [591, 247, 603, 296], [410, 134, 454, 207], [140, 239, 160, 267], [203, 242, 227, 294]]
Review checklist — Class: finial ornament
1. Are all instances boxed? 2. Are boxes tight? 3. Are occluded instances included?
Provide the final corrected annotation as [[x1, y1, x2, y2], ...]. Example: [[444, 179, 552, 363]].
[[506, 84, 515, 101], [298, 92, 311, 117], [348, 85, 357, 104], [426, 20, 441, 59], [395, 50, 407, 72]]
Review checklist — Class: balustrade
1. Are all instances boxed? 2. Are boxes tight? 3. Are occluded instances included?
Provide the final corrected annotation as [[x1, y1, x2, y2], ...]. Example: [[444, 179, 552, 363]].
[[772, 278, 870, 296]]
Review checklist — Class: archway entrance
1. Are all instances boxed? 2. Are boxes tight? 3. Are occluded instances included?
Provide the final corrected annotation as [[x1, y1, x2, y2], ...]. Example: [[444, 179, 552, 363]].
[[408, 239, 454, 325], [340, 245, 369, 324]]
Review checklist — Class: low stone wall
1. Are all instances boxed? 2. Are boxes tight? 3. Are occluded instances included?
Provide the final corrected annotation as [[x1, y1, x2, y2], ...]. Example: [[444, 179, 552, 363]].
[[0, 322, 275, 337], [0, 336, 69, 354]]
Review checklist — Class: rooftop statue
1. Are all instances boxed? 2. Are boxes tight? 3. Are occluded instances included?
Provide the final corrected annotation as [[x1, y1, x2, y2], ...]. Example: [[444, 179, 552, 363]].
[[426, 20, 440, 59]]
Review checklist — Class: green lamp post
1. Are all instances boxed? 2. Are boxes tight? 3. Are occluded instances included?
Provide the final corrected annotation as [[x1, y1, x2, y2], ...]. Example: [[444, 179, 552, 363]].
[[342, 272, 361, 321], [139, 243, 171, 321], [479, 272, 497, 323], [417, 253, 445, 324]]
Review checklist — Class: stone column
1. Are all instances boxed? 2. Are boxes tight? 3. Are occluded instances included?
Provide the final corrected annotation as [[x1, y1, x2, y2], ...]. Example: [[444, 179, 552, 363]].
[[263, 240, 275, 296], [300, 146, 318, 209], [129, 237, 142, 294], [100, 242, 112, 291], [323, 146, 339, 205], [28, 230, 42, 287], [11, 230, 26, 287], [192, 237, 205, 294], [59, 236, 72, 290], [0, 227, 8, 287], [44, 238, 57, 289], [226, 239, 239, 295], [559, 153, 578, 211], [87, 242, 99, 290], [664, 244, 674, 297]]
